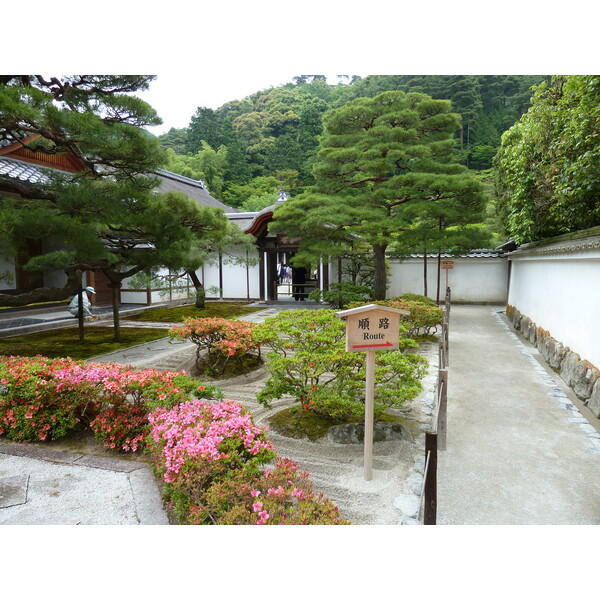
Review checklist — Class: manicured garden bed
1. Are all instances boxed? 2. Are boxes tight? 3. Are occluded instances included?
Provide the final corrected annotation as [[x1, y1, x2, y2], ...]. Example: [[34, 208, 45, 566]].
[[0, 354, 350, 524], [0, 327, 170, 361], [124, 301, 264, 323]]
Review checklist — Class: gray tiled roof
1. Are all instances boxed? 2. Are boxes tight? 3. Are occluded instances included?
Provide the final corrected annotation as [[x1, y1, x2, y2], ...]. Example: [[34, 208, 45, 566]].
[[227, 197, 288, 232], [0, 133, 26, 148], [154, 169, 238, 212], [227, 211, 260, 231], [155, 168, 207, 190], [0, 157, 53, 184], [508, 227, 600, 257], [0, 156, 237, 214], [403, 249, 505, 259]]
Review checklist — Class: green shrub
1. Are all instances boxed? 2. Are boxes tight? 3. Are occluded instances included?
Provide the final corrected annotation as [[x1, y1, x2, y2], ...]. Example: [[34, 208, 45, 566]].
[[346, 298, 443, 337], [254, 309, 427, 421], [397, 293, 436, 306], [308, 282, 374, 309]]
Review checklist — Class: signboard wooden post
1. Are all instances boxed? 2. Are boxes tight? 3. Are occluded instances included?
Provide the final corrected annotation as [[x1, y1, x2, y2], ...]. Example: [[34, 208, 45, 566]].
[[335, 304, 409, 481], [440, 259, 454, 290]]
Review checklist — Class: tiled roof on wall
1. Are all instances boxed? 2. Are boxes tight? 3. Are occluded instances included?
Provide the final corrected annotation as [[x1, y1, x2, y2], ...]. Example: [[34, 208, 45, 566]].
[[0, 157, 238, 214], [508, 226, 600, 257], [0, 157, 52, 184], [401, 249, 506, 259]]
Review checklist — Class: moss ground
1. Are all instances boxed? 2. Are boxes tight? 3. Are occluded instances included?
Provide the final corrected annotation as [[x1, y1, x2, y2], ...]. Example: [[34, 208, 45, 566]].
[[191, 353, 263, 380], [125, 301, 264, 323], [267, 406, 414, 442], [0, 327, 170, 361]]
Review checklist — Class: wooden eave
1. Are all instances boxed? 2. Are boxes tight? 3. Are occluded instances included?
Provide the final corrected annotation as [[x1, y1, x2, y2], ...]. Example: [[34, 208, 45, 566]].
[[0, 134, 86, 173], [246, 211, 274, 237]]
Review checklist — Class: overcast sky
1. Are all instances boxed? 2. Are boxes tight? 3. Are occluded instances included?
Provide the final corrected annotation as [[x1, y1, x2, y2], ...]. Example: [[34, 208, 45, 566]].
[[137, 73, 353, 135], [9, 1, 597, 139]]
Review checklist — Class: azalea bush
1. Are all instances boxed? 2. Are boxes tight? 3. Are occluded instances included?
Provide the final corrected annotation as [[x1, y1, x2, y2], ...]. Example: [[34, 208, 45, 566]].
[[90, 402, 149, 452], [148, 399, 276, 483], [169, 317, 260, 375], [147, 400, 349, 525], [53, 361, 221, 452], [198, 457, 350, 525], [253, 309, 427, 421], [1, 356, 351, 524], [0, 355, 221, 450], [0, 356, 88, 441], [147, 398, 278, 523]]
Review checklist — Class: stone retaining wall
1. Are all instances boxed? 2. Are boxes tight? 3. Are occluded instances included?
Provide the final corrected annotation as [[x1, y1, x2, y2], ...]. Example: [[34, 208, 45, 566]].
[[506, 305, 600, 418]]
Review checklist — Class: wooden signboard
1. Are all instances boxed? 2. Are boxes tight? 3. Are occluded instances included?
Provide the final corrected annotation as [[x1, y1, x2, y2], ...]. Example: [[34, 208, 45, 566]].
[[336, 304, 409, 481], [441, 260, 454, 270], [344, 307, 402, 352]]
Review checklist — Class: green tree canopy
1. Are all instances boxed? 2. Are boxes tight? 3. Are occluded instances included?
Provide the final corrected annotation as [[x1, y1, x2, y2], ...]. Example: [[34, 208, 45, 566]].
[[165, 143, 228, 198], [161, 76, 544, 206], [270, 90, 486, 299], [0, 76, 231, 329], [494, 75, 600, 243]]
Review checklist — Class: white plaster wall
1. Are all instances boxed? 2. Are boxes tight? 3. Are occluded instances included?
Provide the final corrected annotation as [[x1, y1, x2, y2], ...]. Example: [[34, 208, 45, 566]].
[[149, 289, 190, 303], [0, 257, 71, 291], [120, 290, 148, 304], [120, 268, 194, 305], [508, 253, 600, 369], [221, 248, 260, 299], [196, 248, 261, 300], [388, 258, 509, 303], [202, 261, 221, 299]]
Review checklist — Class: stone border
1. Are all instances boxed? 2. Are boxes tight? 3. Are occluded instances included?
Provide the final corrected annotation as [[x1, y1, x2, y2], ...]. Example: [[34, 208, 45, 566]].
[[0, 440, 149, 472], [506, 305, 600, 418]]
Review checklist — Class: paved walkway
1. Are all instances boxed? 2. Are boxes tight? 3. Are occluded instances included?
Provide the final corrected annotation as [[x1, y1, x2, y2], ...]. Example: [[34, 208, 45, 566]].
[[0, 303, 145, 339], [438, 305, 600, 525], [1, 303, 599, 525]]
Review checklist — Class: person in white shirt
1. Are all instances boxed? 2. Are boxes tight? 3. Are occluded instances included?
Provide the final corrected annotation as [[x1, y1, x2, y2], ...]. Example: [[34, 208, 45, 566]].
[[68, 286, 97, 321]]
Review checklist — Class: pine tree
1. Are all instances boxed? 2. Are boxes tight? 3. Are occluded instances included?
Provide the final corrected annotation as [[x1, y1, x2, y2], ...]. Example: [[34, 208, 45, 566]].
[[271, 91, 486, 299], [0, 76, 231, 339]]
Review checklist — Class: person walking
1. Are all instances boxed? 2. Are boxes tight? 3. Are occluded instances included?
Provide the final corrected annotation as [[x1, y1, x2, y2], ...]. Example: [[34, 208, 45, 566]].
[[68, 286, 97, 321], [292, 266, 307, 301]]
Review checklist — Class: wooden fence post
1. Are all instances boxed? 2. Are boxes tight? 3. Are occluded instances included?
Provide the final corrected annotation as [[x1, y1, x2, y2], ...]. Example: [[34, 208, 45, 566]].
[[424, 430, 438, 525], [443, 319, 449, 365], [437, 369, 448, 451], [439, 322, 449, 368], [439, 338, 446, 370]]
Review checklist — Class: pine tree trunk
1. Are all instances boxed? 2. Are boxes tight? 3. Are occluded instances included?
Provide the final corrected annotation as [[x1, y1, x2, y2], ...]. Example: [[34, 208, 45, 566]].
[[77, 281, 85, 341], [187, 270, 205, 308], [111, 284, 121, 342], [372, 243, 387, 300], [423, 246, 428, 297]]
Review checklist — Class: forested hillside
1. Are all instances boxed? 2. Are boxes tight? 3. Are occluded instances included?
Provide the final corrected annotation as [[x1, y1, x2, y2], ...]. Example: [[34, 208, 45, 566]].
[[158, 75, 548, 209]]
